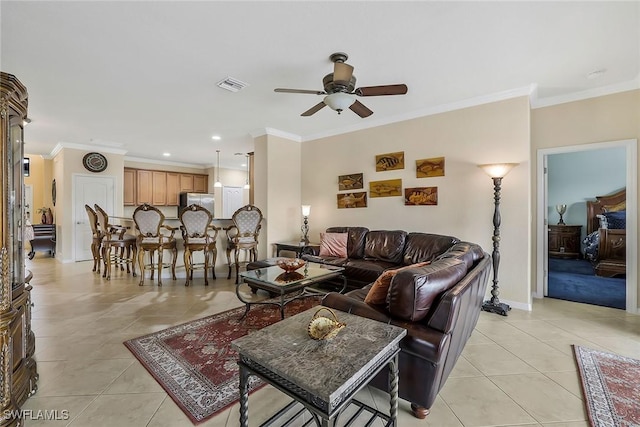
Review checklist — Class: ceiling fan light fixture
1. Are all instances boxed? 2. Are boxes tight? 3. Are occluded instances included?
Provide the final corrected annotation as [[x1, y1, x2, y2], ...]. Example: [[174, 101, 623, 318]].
[[324, 92, 355, 114]]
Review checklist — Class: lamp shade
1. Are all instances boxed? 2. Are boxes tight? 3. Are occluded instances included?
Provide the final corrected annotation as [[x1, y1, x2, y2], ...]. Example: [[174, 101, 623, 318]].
[[478, 163, 519, 178], [323, 92, 355, 112], [301, 205, 311, 217]]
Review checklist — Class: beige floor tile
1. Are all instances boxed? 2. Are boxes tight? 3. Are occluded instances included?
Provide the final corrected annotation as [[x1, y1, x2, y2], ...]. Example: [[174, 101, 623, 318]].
[[489, 373, 587, 423], [67, 393, 166, 427], [21, 258, 638, 427], [36, 359, 134, 396], [147, 395, 231, 427], [439, 377, 537, 426], [22, 395, 97, 427], [103, 361, 166, 394], [544, 371, 584, 399], [462, 343, 538, 375]]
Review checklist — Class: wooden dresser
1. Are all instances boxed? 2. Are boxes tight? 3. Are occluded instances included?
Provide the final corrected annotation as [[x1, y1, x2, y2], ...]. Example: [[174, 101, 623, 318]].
[[548, 224, 582, 259]]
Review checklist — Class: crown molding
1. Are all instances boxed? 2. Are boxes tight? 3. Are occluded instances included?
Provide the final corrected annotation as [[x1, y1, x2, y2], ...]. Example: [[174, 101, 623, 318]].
[[49, 142, 128, 158], [531, 76, 640, 109], [124, 156, 210, 169], [250, 127, 302, 142], [302, 85, 537, 142]]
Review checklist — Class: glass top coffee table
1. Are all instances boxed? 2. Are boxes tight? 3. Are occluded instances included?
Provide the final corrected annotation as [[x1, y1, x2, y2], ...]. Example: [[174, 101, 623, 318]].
[[237, 262, 346, 319]]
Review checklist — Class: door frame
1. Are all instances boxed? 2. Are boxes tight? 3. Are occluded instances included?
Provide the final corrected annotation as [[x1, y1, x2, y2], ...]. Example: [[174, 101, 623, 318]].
[[535, 138, 638, 314], [72, 173, 116, 262]]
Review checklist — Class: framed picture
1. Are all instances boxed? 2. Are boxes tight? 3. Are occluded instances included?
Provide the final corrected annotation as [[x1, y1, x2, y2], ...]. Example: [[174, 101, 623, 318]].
[[338, 173, 364, 191], [416, 157, 445, 178], [404, 187, 438, 205], [337, 192, 367, 209], [369, 179, 402, 198], [375, 151, 404, 171]]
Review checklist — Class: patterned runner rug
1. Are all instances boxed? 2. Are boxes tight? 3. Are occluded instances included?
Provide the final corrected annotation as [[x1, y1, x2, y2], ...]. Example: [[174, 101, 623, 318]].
[[573, 345, 640, 427], [124, 296, 321, 424]]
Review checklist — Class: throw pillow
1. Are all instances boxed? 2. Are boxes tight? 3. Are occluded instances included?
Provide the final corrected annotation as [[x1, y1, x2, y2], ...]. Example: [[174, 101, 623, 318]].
[[364, 261, 430, 305], [603, 211, 626, 229], [364, 269, 397, 305], [319, 232, 348, 257]]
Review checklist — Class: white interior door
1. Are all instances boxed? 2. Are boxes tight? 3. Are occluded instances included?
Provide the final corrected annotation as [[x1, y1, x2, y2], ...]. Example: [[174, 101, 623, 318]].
[[223, 186, 244, 218], [74, 175, 115, 261]]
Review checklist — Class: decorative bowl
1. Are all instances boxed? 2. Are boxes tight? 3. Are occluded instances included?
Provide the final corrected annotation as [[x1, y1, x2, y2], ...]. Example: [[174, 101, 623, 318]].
[[275, 271, 304, 283], [276, 258, 306, 273], [307, 307, 346, 340]]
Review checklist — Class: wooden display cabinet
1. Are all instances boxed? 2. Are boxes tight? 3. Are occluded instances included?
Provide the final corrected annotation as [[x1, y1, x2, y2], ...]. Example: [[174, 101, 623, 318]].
[[1, 72, 38, 426], [548, 224, 582, 259]]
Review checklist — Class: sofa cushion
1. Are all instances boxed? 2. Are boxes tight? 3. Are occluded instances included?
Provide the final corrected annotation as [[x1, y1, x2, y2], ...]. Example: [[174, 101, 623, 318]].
[[435, 242, 485, 269], [326, 227, 369, 259], [402, 233, 459, 265], [319, 232, 348, 257], [364, 261, 430, 305], [364, 270, 396, 305], [387, 258, 467, 322], [343, 259, 397, 284], [364, 230, 407, 264], [303, 254, 348, 266]]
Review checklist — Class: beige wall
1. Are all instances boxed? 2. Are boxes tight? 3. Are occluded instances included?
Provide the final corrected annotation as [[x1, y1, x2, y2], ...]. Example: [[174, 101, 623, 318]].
[[23, 154, 53, 221], [531, 89, 640, 309], [254, 134, 302, 259], [54, 148, 125, 262], [298, 96, 532, 308]]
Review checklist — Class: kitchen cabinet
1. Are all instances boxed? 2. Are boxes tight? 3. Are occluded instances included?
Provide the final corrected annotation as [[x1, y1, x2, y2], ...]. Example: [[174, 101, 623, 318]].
[[136, 169, 153, 204], [180, 174, 194, 192], [194, 174, 207, 193], [166, 173, 179, 206], [123, 168, 136, 205], [152, 171, 166, 205], [125, 167, 208, 206]]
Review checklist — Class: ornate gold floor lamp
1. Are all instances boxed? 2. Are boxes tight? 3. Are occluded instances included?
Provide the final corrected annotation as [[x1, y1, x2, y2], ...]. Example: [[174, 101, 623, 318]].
[[478, 163, 519, 316]]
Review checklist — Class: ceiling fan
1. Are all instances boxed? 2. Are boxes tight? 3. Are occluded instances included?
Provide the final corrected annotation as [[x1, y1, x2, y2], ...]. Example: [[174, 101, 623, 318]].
[[274, 52, 408, 118]]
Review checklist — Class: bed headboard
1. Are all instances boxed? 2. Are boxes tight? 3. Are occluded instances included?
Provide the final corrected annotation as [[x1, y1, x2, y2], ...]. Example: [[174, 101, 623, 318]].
[[586, 188, 626, 234]]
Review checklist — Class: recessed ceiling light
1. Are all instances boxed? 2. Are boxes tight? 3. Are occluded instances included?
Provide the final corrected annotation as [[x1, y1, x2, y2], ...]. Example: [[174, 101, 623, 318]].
[[587, 69, 607, 80], [212, 135, 221, 140], [163, 152, 171, 157]]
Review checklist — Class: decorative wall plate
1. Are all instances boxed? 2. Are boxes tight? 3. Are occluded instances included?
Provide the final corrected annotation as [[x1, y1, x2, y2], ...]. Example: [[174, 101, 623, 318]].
[[82, 152, 108, 172]]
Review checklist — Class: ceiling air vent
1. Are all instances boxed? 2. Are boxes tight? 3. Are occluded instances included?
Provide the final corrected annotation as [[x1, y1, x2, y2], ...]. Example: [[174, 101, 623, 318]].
[[217, 77, 249, 92]]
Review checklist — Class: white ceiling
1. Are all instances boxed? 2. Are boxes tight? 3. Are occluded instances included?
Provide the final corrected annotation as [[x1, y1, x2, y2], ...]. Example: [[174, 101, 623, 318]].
[[2, 1, 639, 170]]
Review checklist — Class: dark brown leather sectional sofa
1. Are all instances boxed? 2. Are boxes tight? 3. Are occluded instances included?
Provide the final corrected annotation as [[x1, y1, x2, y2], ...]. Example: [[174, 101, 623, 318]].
[[305, 226, 491, 419]]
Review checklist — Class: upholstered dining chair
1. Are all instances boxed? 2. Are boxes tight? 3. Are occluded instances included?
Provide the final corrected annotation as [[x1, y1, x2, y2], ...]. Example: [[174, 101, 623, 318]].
[[133, 203, 177, 286], [179, 204, 220, 286], [85, 204, 104, 273], [224, 204, 263, 284], [94, 204, 137, 280]]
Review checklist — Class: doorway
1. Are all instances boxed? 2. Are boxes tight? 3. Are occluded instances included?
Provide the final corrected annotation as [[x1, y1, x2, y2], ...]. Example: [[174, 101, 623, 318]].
[[536, 139, 638, 313], [73, 174, 115, 262]]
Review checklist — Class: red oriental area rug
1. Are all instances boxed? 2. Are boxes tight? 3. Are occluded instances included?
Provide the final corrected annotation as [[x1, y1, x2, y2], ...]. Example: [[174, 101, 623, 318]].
[[573, 345, 640, 427], [124, 297, 321, 424]]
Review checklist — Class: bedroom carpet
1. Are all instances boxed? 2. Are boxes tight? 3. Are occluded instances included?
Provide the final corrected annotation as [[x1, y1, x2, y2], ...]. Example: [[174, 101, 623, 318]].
[[548, 258, 625, 309]]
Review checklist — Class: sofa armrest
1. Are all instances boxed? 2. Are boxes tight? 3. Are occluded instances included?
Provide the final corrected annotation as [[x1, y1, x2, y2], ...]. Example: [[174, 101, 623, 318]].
[[322, 293, 392, 323]]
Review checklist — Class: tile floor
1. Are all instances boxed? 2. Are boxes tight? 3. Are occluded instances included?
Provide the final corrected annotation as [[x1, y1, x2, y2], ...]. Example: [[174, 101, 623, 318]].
[[21, 255, 640, 426]]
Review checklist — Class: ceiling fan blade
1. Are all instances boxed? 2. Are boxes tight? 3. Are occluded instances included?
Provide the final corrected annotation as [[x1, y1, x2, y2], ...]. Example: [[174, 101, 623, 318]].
[[275, 88, 325, 95], [355, 84, 408, 97], [301, 102, 327, 117], [349, 100, 373, 118], [333, 62, 354, 85]]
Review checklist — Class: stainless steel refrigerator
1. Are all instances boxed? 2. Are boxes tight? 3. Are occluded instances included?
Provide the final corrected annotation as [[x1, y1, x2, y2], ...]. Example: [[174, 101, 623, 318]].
[[179, 192, 215, 216]]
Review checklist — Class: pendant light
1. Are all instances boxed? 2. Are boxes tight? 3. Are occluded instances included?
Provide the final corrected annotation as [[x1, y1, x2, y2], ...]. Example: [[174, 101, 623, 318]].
[[214, 150, 222, 188], [243, 154, 250, 189]]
